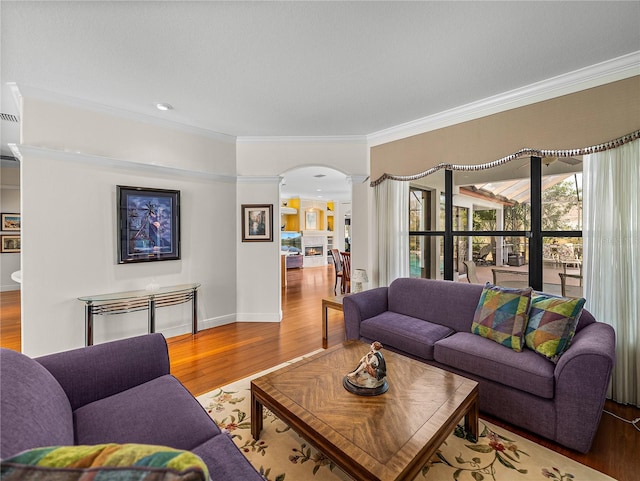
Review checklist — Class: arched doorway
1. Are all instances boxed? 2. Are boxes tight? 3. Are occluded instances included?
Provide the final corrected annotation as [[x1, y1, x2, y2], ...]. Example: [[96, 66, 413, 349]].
[[279, 165, 352, 286]]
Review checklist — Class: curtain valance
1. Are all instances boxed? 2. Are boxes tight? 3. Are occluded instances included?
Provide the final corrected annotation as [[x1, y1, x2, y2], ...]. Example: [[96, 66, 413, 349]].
[[370, 130, 640, 187]]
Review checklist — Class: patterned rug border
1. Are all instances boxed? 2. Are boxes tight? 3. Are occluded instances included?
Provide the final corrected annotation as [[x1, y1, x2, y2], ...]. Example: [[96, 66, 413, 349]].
[[197, 350, 617, 481]]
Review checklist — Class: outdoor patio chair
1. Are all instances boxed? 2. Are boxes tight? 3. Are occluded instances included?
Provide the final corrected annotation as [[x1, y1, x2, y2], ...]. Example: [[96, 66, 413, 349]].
[[474, 244, 492, 266], [492, 268, 529, 288], [559, 273, 583, 297], [462, 260, 481, 284]]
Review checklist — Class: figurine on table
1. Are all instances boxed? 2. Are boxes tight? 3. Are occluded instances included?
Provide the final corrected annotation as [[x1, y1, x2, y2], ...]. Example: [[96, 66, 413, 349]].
[[344, 341, 388, 395]]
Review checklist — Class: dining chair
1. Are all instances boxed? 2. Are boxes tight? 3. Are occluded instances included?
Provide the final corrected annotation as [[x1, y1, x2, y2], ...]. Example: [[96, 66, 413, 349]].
[[340, 251, 351, 294], [330, 248, 343, 295]]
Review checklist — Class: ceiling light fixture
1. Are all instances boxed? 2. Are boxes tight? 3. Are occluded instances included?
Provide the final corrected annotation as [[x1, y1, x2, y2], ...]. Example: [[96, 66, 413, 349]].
[[155, 102, 173, 111]]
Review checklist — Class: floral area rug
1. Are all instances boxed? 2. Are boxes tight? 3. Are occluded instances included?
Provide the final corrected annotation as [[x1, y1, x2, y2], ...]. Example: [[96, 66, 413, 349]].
[[197, 353, 616, 481]]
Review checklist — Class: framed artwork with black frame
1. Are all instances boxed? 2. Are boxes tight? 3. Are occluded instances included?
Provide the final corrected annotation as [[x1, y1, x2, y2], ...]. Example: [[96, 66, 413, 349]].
[[117, 186, 180, 263], [241, 204, 273, 242]]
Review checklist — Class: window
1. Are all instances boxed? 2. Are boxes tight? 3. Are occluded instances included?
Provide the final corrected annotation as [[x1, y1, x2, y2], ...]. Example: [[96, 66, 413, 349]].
[[409, 184, 443, 279], [409, 156, 583, 295]]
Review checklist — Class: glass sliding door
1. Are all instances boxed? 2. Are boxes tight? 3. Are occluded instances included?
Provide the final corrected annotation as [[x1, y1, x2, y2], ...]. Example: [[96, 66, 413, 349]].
[[454, 157, 531, 283], [407, 155, 583, 291], [541, 161, 583, 295], [409, 171, 444, 279]]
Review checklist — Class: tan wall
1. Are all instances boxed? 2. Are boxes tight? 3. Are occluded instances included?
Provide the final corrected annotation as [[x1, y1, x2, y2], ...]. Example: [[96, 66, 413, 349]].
[[371, 76, 640, 182]]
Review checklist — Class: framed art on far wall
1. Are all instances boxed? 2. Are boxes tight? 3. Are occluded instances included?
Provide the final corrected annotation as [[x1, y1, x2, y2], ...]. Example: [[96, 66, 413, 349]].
[[1, 213, 20, 231], [117, 186, 180, 263], [305, 210, 318, 230], [1, 235, 20, 253], [241, 204, 273, 242]]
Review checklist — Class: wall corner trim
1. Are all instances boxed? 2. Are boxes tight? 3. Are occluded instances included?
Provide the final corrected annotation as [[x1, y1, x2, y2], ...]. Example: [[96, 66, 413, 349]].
[[237, 175, 282, 184], [9, 143, 237, 183]]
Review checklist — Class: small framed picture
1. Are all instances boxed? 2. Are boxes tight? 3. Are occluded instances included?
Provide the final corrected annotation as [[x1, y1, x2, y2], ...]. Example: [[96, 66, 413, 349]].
[[242, 204, 273, 242], [117, 186, 181, 263], [1, 235, 20, 253], [305, 210, 318, 230], [1, 213, 20, 231]]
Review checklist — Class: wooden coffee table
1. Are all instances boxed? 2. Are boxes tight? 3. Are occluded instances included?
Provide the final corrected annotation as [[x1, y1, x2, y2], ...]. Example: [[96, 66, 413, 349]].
[[251, 341, 479, 481]]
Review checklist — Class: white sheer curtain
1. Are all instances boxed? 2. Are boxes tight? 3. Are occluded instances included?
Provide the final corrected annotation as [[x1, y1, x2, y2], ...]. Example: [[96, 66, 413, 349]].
[[583, 138, 639, 406], [374, 179, 410, 287]]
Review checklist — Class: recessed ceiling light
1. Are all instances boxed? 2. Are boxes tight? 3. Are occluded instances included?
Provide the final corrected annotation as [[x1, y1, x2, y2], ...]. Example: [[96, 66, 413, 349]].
[[155, 102, 173, 111], [316, 189, 322, 192]]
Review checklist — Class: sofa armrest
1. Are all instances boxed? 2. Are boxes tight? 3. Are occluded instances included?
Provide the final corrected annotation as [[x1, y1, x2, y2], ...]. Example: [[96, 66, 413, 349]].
[[553, 322, 616, 452], [36, 333, 171, 411], [343, 287, 388, 340]]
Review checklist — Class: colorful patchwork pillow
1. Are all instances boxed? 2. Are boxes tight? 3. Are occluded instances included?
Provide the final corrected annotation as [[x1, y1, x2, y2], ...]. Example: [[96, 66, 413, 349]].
[[525, 293, 586, 363], [0, 444, 209, 481], [471, 284, 533, 352]]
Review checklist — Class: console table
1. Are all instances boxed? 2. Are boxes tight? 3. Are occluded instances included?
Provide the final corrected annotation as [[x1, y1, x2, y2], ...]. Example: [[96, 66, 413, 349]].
[[78, 283, 200, 346]]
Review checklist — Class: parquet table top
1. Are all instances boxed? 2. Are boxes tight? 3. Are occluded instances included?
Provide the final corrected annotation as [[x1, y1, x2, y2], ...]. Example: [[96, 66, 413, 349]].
[[251, 340, 479, 481]]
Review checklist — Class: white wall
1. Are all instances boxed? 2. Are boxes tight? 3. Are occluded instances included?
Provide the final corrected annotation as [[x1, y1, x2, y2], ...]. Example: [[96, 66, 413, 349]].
[[15, 91, 371, 356], [18, 94, 238, 356], [236, 138, 368, 176], [236, 178, 282, 321], [236, 138, 370, 307], [0, 164, 21, 291]]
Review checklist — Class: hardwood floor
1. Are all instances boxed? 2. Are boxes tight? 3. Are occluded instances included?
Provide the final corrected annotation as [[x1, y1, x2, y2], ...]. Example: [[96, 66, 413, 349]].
[[1, 267, 638, 480]]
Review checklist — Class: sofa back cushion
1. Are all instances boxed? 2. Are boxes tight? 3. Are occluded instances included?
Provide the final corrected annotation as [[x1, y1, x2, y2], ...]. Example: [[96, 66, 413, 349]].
[[0, 349, 74, 459], [36, 333, 170, 411], [388, 278, 484, 332]]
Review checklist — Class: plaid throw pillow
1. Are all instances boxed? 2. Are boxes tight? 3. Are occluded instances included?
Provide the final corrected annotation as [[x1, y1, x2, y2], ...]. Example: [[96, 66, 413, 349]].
[[471, 284, 533, 352], [525, 293, 586, 363]]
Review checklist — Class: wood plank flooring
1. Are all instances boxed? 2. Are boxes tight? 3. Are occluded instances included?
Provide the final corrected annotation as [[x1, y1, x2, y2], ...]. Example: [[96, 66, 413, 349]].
[[1, 267, 637, 480]]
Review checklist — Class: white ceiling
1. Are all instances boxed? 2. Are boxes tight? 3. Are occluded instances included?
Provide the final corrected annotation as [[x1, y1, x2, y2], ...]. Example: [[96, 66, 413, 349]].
[[1, 1, 639, 200]]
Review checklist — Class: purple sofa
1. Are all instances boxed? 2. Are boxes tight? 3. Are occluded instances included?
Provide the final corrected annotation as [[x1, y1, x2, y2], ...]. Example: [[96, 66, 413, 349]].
[[343, 278, 616, 453], [0, 333, 263, 481]]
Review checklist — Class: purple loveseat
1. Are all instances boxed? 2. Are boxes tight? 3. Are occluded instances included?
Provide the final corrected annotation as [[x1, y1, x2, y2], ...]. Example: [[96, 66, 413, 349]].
[[0, 333, 263, 481], [343, 278, 615, 453]]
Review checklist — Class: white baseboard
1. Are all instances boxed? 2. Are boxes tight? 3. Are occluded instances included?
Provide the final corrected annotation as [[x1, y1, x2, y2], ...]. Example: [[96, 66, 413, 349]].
[[235, 312, 281, 323], [0, 285, 20, 292]]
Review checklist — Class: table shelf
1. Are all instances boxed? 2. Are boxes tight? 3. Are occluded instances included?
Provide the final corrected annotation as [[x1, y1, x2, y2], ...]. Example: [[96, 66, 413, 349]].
[[79, 283, 200, 346]]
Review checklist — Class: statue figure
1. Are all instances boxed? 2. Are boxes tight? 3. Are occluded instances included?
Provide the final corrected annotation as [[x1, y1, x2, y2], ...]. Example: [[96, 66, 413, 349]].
[[344, 341, 388, 395]]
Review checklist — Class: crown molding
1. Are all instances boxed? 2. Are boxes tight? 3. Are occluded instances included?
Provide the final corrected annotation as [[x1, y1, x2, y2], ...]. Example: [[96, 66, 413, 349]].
[[10, 84, 237, 144], [367, 51, 640, 147], [237, 135, 368, 144], [346, 175, 370, 184], [9, 143, 237, 183]]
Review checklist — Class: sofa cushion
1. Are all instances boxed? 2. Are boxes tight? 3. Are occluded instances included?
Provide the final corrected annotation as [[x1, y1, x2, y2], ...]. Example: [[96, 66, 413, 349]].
[[0, 348, 74, 459], [525, 293, 586, 363], [471, 284, 533, 352], [192, 434, 265, 481], [388, 278, 484, 332], [74, 375, 221, 451], [434, 332, 555, 398], [360, 311, 454, 360], [0, 444, 208, 481]]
